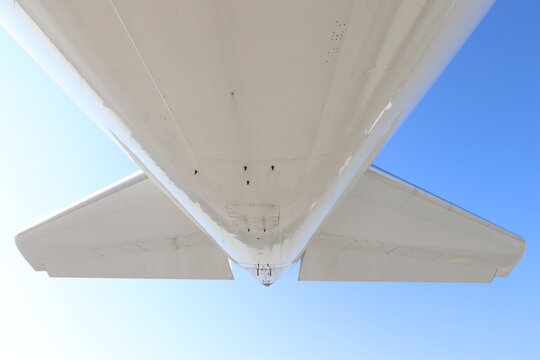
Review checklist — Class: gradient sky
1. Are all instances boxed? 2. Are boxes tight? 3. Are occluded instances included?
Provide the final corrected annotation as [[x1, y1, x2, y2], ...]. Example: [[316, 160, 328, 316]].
[[0, 1, 538, 359]]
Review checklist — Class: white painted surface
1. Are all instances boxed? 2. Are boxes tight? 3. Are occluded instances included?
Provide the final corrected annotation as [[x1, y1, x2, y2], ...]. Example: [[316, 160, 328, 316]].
[[3, 0, 523, 285], [16, 172, 233, 279], [299, 167, 525, 282]]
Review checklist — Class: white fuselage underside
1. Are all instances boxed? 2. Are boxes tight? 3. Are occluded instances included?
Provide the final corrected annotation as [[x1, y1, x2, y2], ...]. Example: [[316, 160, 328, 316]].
[[6, 0, 493, 284]]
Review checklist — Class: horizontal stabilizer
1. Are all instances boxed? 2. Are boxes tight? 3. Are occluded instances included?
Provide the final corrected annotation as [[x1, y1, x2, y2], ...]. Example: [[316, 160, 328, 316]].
[[16, 172, 233, 280], [299, 166, 525, 282]]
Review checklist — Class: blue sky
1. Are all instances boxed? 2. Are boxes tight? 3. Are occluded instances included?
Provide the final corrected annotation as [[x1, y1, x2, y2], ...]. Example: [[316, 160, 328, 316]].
[[0, 1, 538, 359]]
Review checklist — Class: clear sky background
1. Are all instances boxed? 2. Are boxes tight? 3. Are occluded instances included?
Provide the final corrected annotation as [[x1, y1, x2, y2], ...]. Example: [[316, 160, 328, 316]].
[[0, 1, 538, 359]]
